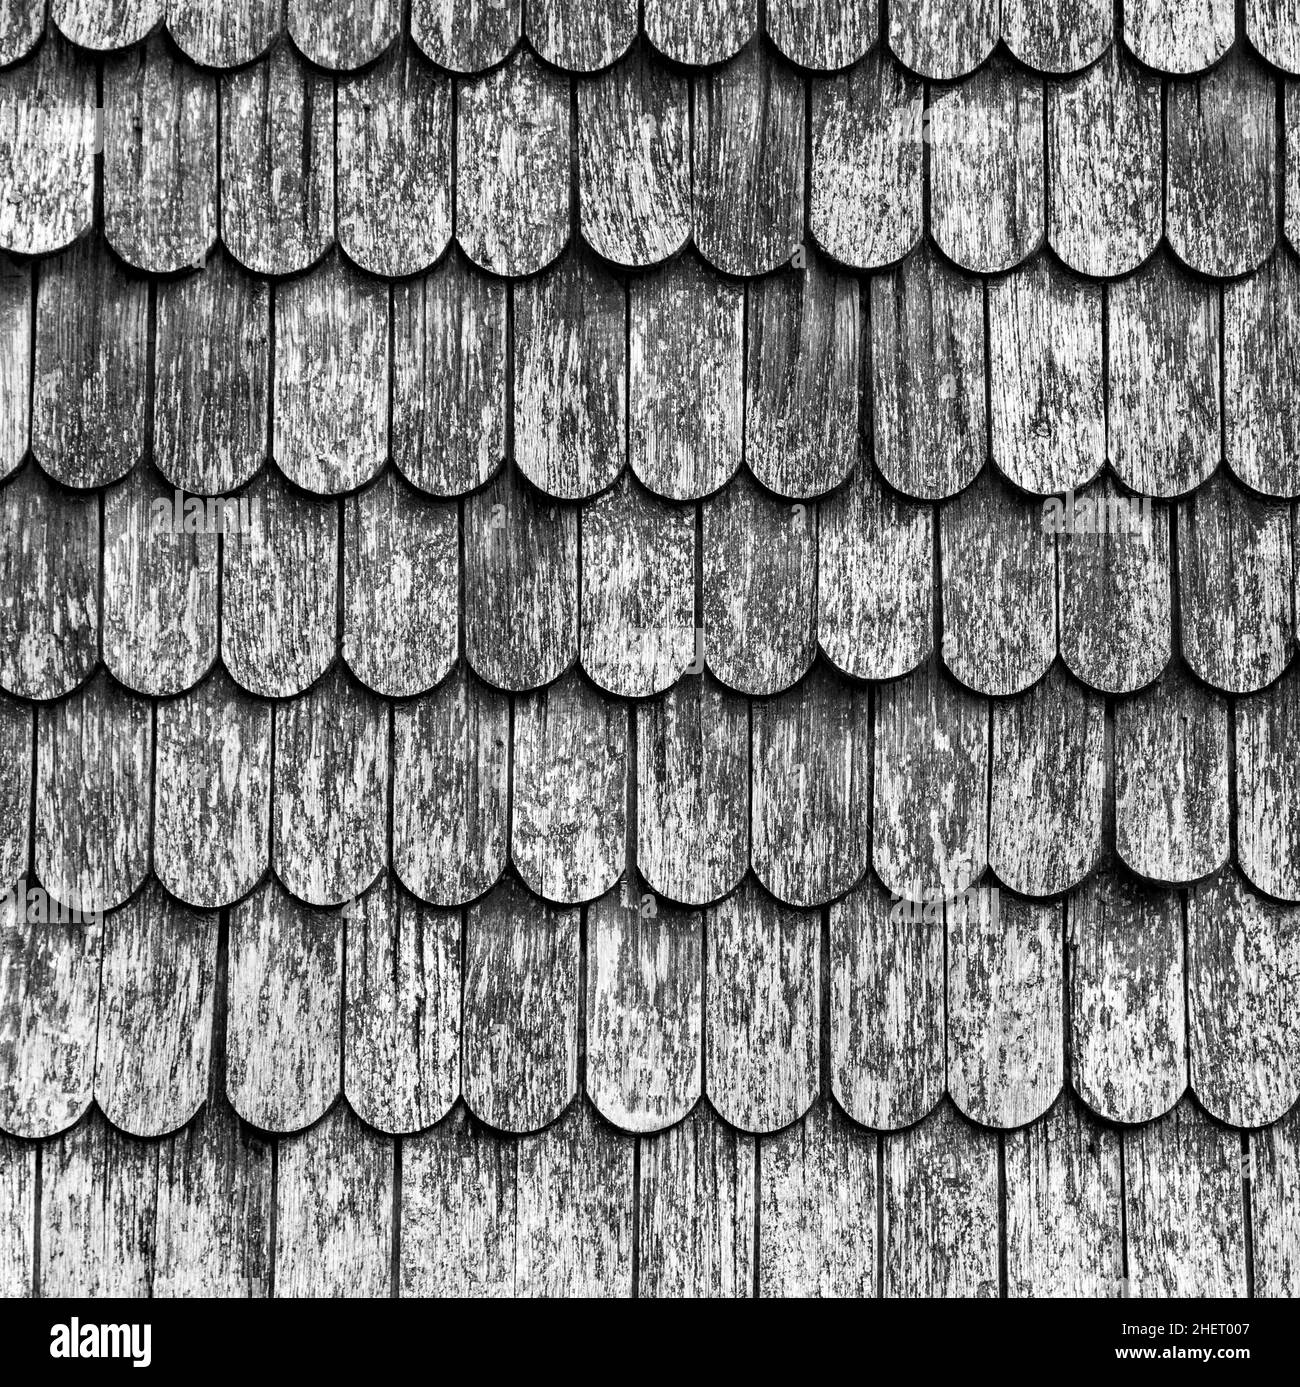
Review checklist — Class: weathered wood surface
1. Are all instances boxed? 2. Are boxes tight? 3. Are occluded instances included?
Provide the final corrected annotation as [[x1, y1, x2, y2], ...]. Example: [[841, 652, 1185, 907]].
[[336, 40, 452, 277], [636, 673, 750, 907], [692, 43, 805, 277], [1188, 869, 1300, 1128], [342, 470, 458, 698], [462, 878, 579, 1133], [751, 666, 870, 906], [170, 0, 282, 68], [344, 873, 462, 1135], [1251, 1107, 1300, 1297], [1004, 1093, 1123, 1297], [0, 0, 42, 65], [103, 36, 217, 274], [810, 51, 921, 270], [870, 244, 986, 500], [411, 0, 519, 73], [52, 0, 160, 49], [578, 51, 690, 268], [227, 880, 343, 1132], [940, 468, 1057, 695], [889, 0, 997, 79], [272, 667, 388, 908], [586, 892, 702, 1132], [1070, 866, 1186, 1125], [628, 255, 744, 500], [0, 463, 100, 700], [705, 879, 819, 1133], [1003, 0, 1110, 72], [0, 694, 29, 888], [644, 0, 754, 65], [769, 0, 874, 70], [1124, 0, 1234, 72], [36, 672, 151, 915], [1236, 669, 1300, 902], [275, 1105, 394, 1297], [759, 1102, 876, 1297], [638, 1103, 755, 1297], [1047, 45, 1159, 278], [527, 0, 636, 71], [392, 667, 510, 907], [287, 0, 400, 71], [1115, 665, 1229, 885], [0, 259, 28, 482], [154, 670, 272, 909], [1250, 0, 1300, 73], [0, 1132, 34, 1295], [1290, 85, 1300, 251], [1167, 50, 1275, 277], [989, 666, 1105, 895]]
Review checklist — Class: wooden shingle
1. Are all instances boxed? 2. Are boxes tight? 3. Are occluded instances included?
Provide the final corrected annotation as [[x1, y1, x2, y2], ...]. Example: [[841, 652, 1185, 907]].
[[170, 0, 282, 68], [1236, 668, 1300, 902], [410, 0, 519, 73], [286, 0, 399, 71], [644, 0, 754, 66]]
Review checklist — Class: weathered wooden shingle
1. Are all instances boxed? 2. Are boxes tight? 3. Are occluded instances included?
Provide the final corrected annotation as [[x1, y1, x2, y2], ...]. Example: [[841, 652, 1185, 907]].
[[411, 0, 519, 73], [644, 0, 754, 66], [287, 0, 399, 70], [0, 0, 42, 65], [0, 258, 28, 483], [526, 0, 635, 71], [52, 0, 161, 48], [889, 0, 998, 80], [768, 0, 875, 70], [1249, 0, 1300, 72], [170, 0, 282, 68], [1002, 0, 1111, 73], [1251, 1108, 1300, 1297], [0, 694, 30, 889], [0, 1133, 34, 1294], [1124, 0, 1234, 74], [1236, 668, 1300, 902]]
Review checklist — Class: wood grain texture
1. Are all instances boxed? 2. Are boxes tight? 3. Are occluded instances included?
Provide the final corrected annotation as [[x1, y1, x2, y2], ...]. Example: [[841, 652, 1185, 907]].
[[988, 258, 1104, 494], [811, 51, 921, 270], [1115, 664, 1229, 885], [1003, 0, 1111, 72], [287, 0, 399, 70], [1004, 1093, 1123, 1298], [1048, 45, 1160, 277], [0, 35, 95, 256], [818, 459, 933, 681], [0, 694, 29, 889], [462, 878, 579, 1133], [579, 473, 695, 698], [32, 236, 148, 489], [948, 892, 1063, 1129], [0, 0, 42, 65], [511, 671, 627, 905], [989, 666, 1105, 896], [220, 467, 338, 698], [1251, 1107, 1300, 1296], [0, 258, 28, 482], [272, 667, 388, 908], [940, 468, 1057, 696], [636, 673, 749, 907], [1188, 868, 1300, 1127], [578, 49, 689, 267], [36, 672, 150, 915], [515, 1101, 634, 1297], [831, 878, 945, 1130], [154, 251, 270, 495], [874, 660, 989, 903], [1167, 50, 1275, 277], [392, 249, 507, 498], [342, 469, 458, 698], [746, 252, 859, 499], [751, 666, 870, 907], [705, 878, 819, 1134], [702, 471, 816, 696], [170, 0, 282, 68], [1070, 865, 1187, 1125], [411, 0, 519, 73], [870, 243, 986, 500], [1250, 0, 1300, 72], [692, 42, 805, 277], [94, 882, 217, 1138], [769, 0, 875, 69], [638, 1103, 755, 1297], [52, 0, 160, 48], [586, 892, 702, 1132], [337, 39, 451, 277], [154, 669, 272, 909], [344, 873, 461, 1135], [1178, 472, 1293, 694], [1290, 85, 1300, 253], [760, 1102, 876, 1297], [103, 36, 216, 274], [1224, 248, 1300, 498], [0, 905, 101, 1138], [1124, 0, 1234, 73], [0, 462, 100, 701], [101, 463, 219, 696], [1123, 1097, 1246, 1297], [928, 59, 1044, 273], [0, 1133, 34, 1294], [514, 252, 626, 500], [629, 254, 744, 501], [644, 0, 754, 65], [273, 254, 387, 495], [1058, 475, 1172, 694], [527, 0, 636, 70], [463, 466, 579, 692], [456, 51, 570, 277], [220, 41, 334, 276], [889, 0, 998, 79], [1236, 669, 1300, 902], [392, 667, 509, 907], [275, 1105, 394, 1297], [227, 879, 342, 1132], [883, 1100, 999, 1297], [1108, 250, 1220, 498]]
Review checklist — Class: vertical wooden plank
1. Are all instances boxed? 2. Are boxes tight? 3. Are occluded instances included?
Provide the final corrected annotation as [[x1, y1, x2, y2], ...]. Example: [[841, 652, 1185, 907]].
[[0, 694, 30, 889], [1236, 668, 1300, 903], [0, 257, 30, 482], [1251, 1107, 1300, 1297], [0, 1133, 34, 1295]]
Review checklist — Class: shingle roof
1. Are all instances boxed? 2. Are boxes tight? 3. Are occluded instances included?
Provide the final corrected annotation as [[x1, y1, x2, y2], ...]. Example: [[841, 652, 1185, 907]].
[[1, 0, 1298, 1297]]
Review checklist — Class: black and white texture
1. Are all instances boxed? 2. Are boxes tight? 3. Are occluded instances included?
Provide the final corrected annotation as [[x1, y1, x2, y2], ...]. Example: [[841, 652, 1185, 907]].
[[1, 0, 1299, 1298]]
